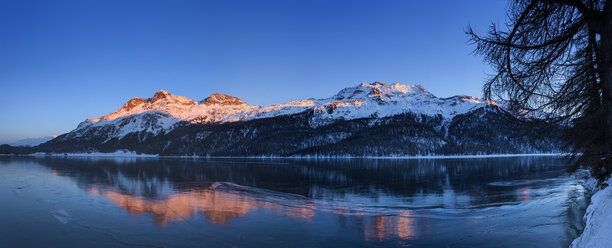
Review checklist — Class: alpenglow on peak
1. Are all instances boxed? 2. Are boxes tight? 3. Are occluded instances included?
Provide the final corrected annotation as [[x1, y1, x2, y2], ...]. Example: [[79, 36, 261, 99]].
[[199, 93, 249, 106], [69, 82, 503, 143], [41, 81, 559, 157]]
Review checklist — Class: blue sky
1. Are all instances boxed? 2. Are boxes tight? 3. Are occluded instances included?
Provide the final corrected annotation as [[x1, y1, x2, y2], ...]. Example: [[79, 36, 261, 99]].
[[0, 0, 507, 143]]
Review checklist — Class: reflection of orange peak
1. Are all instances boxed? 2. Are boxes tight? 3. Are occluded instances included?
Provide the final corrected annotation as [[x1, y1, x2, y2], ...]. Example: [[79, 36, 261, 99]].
[[364, 211, 417, 241], [90, 185, 421, 242], [89, 187, 316, 226]]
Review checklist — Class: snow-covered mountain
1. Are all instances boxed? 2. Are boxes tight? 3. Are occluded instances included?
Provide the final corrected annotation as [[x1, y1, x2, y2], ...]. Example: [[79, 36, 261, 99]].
[[66, 82, 498, 141], [31, 82, 564, 156], [9, 136, 56, 147]]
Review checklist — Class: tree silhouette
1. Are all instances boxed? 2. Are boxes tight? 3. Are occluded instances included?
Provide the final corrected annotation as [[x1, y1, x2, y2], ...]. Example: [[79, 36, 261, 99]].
[[468, 0, 612, 181]]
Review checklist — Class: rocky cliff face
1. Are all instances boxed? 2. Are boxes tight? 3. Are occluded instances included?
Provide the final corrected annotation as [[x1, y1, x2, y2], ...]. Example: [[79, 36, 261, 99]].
[[200, 93, 249, 106]]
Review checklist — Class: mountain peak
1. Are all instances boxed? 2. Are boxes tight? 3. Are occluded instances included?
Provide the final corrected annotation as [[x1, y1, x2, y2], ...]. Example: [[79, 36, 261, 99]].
[[93, 90, 196, 122], [335, 82, 428, 101], [149, 90, 197, 106], [122, 97, 148, 112], [200, 93, 248, 106], [362, 81, 390, 88], [151, 90, 173, 102], [390, 83, 427, 94]]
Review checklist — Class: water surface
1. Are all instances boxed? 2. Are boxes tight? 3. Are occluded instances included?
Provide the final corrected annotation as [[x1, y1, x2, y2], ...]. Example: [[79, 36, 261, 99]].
[[0, 156, 589, 247]]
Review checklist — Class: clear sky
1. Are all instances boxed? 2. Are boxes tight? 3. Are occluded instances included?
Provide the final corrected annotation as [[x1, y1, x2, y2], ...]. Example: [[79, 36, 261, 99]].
[[0, 0, 507, 144]]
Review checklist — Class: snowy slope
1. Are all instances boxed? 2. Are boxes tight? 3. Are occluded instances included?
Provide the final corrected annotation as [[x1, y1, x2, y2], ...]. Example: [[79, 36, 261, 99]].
[[571, 179, 612, 248], [9, 136, 56, 147], [228, 82, 498, 125], [69, 82, 501, 141]]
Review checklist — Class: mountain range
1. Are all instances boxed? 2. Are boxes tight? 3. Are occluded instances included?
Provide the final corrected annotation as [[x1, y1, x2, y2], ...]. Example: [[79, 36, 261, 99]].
[[7, 136, 56, 147], [2, 82, 565, 156]]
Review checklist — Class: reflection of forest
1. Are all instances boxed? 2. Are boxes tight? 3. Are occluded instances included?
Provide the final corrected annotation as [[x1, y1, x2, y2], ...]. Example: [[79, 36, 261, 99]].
[[23, 156, 569, 209], [30, 156, 566, 199]]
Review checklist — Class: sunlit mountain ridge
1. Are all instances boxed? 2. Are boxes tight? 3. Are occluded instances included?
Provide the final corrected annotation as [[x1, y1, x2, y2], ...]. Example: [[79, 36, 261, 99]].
[[5, 82, 565, 156]]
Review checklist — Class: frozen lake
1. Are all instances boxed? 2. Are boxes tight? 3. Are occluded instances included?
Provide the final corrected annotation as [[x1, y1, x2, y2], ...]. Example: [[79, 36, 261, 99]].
[[0, 156, 590, 247]]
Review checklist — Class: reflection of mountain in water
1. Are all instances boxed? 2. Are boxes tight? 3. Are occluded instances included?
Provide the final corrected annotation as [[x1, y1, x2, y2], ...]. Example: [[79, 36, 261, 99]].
[[88, 181, 426, 241], [0, 156, 590, 246], [87, 185, 315, 226], [31, 156, 567, 198], [364, 214, 420, 241], [7, 156, 578, 238]]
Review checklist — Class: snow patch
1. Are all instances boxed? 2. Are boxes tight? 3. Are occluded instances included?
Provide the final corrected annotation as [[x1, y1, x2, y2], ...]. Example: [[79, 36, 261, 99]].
[[50, 209, 72, 224], [29, 150, 159, 158], [571, 179, 612, 248], [162, 153, 566, 160]]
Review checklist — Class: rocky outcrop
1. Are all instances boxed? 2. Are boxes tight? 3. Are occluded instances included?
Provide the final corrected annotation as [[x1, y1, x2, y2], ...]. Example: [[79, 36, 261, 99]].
[[200, 93, 248, 106]]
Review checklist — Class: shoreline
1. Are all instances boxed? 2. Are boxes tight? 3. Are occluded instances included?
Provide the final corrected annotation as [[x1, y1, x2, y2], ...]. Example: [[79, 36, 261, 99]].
[[571, 179, 612, 248], [1, 151, 571, 160]]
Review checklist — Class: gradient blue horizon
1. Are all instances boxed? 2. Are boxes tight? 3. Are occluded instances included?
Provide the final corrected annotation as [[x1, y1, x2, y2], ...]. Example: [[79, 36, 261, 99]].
[[0, 0, 507, 144]]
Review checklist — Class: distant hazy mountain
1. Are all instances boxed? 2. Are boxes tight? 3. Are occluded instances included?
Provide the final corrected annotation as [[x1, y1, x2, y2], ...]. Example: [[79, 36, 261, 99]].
[[9, 136, 55, 147], [31, 82, 564, 156]]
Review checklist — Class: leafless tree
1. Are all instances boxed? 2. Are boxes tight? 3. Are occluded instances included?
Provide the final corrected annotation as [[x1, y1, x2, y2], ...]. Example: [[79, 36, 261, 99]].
[[468, 0, 612, 181]]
